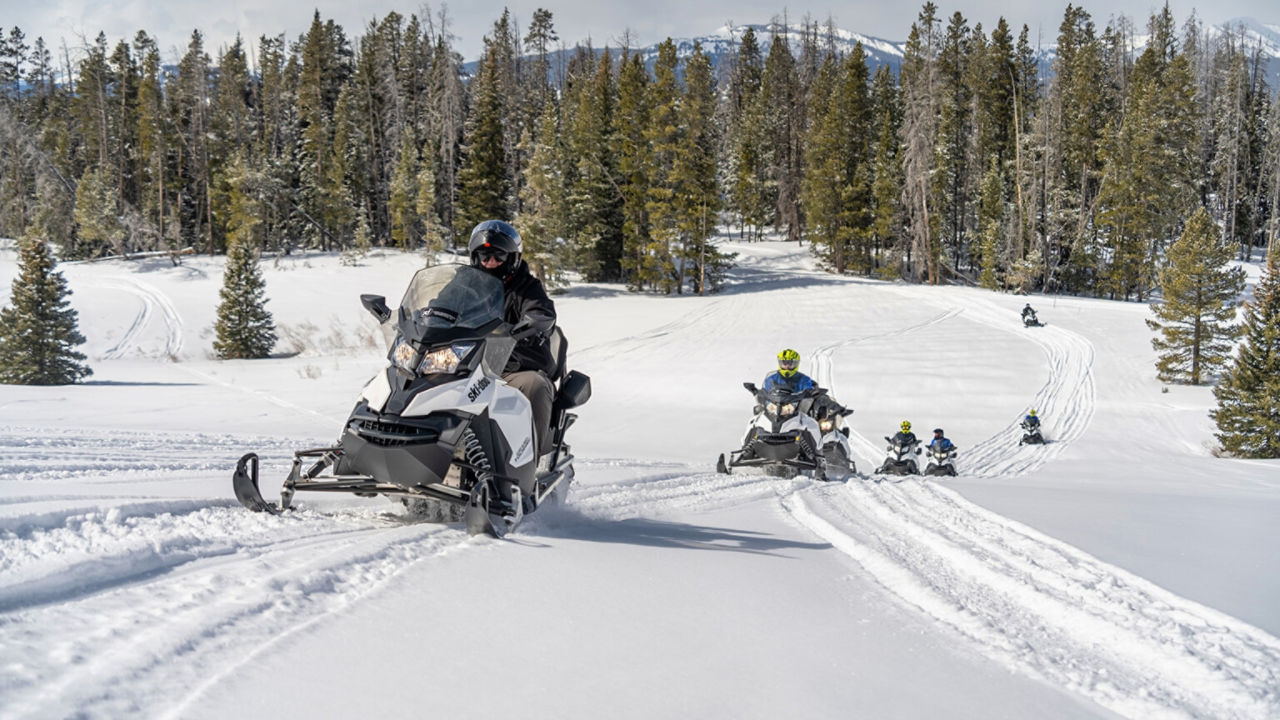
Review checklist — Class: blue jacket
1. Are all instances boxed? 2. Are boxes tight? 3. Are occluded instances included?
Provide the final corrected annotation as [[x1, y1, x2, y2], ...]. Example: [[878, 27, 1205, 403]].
[[928, 437, 955, 451], [763, 371, 816, 394]]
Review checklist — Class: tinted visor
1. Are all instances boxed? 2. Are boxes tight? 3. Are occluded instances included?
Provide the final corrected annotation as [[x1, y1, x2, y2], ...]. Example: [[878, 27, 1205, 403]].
[[476, 246, 509, 263], [779, 359, 798, 371]]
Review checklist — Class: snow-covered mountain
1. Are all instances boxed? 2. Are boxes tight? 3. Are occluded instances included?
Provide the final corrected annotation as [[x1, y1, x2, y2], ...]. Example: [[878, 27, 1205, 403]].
[[1, 239, 1278, 718], [503, 17, 1280, 83]]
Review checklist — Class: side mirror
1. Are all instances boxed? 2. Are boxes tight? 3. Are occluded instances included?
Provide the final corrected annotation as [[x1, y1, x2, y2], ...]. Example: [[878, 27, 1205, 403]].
[[743, 382, 759, 394], [361, 294, 392, 324]]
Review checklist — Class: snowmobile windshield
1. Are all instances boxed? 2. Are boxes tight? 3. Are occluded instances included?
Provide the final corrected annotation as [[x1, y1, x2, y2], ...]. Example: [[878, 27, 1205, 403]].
[[398, 264, 504, 332]]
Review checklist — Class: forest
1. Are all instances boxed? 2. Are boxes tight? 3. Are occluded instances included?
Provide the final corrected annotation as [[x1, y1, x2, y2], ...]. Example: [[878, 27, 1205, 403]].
[[0, 2, 1276, 298]]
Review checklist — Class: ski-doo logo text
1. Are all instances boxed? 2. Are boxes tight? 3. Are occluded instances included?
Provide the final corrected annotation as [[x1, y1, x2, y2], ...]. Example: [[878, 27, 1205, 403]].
[[467, 377, 491, 402], [516, 437, 530, 459]]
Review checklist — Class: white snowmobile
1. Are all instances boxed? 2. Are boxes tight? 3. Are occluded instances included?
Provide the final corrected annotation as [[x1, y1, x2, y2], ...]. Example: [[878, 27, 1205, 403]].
[[232, 264, 591, 538], [923, 443, 958, 476], [1019, 419, 1046, 445], [875, 435, 921, 476], [1022, 309, 1044, 327], [716, 383, 855, 481]]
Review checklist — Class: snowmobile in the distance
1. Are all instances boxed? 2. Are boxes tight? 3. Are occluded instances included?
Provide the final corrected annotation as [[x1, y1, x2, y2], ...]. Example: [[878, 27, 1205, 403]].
[[716, 383, 854, 481], [1022, 309, 1045, 327], [232, 264, 591, 538], [875, 436, 921, 476], [923, 443, 958, 476], [1019, 420, 1046, 445]]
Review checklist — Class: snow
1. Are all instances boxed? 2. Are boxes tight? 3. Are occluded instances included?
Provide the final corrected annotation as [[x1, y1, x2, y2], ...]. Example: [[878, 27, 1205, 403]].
[[1, 240, 1278, 719]]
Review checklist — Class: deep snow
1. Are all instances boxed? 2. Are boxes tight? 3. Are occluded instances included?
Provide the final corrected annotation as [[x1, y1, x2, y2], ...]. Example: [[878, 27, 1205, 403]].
[[1, 241, 1277, 719]]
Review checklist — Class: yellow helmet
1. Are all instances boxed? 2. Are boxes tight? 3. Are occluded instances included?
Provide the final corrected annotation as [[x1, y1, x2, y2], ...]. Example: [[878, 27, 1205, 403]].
[[901, 420, 912, 432], [1028, 409, 1037, 417], [777, 348, 800, 377]]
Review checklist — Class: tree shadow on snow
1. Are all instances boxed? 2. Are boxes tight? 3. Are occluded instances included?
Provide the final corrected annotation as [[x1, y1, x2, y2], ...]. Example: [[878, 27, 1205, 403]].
[[523, 509, 831, 556]]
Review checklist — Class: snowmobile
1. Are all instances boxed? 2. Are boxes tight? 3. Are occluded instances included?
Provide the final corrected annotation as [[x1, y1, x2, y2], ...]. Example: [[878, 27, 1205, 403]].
[[1019, 421, 1045, 445], [1022, 310, 1044, 327], [716, 383, 854, 481], [875, 436, 921, 475], [923, 443, 958, 476], [232, 264, 592, 538]]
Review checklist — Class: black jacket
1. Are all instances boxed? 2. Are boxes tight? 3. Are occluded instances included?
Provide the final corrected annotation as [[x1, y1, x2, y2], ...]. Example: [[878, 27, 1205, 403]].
[[891, 431, 918, 447], [501, 260, 557, 376]]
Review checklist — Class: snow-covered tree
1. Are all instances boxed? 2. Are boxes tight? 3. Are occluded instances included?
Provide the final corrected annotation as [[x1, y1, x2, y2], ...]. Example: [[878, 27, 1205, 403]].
[[1146, 207, 1245, 384], [1212, 249, 1280, 457], [0, 237, 92, 384], [213, 159, 276, 360]]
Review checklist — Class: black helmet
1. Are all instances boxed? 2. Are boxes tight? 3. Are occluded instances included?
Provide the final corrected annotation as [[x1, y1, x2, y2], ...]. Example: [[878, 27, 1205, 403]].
[[468, 220, 522, 279], [933, 428, 944, 436]]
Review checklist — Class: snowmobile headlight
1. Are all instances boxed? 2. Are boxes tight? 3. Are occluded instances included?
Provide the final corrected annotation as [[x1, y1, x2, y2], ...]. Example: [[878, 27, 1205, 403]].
[[780, 403, 796, 417], [418, 342, 476, 375], [766, 402, 779, 416], [391, 338, 420, 374], [819, 418, 834, 433]]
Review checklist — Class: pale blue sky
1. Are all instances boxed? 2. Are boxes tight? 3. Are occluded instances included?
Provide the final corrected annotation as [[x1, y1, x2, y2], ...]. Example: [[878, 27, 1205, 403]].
[[2, 0, 1276, 64]]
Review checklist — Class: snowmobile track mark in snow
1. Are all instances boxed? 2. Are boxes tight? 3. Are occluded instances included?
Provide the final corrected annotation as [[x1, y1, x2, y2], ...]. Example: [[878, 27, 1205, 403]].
[[781, 481, 1280, 720]]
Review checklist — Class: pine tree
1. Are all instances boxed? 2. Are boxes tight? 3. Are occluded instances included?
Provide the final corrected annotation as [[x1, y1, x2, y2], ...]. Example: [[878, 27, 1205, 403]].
[[673, 42, 725, 294], [213, 157, 276, 360], [74, 164, 126, 257], [1146, 207, 1246, 384], [0, 236, 92, 384], [616, 51, 652, 287], [1212, 249, 1280, 457], [455, 39, 510, 235]]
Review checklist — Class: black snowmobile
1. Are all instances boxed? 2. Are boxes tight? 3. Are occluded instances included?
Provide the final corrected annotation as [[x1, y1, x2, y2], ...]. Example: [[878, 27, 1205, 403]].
[[232, 264, 591, 538], [716, 383, 854, 481], [1022, 309, 1044, 327], [875, 436, 921, 476]]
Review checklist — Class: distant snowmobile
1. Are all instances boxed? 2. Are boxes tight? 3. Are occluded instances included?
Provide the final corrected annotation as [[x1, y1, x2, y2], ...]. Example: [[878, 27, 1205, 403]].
[[875, 435, 921, 476], [923, 443, 958, 476], [716, 383, 854, 481], [1019, 420, 1046, 446], [1022, 309, 1044, 327], [232, 264, 591, 538]]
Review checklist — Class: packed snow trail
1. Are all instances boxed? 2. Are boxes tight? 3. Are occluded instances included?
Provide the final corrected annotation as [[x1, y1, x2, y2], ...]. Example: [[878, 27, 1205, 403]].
[[782, 479, 1280, 720], [809, 290, 1096, 478], [86, 277, 184, 359]]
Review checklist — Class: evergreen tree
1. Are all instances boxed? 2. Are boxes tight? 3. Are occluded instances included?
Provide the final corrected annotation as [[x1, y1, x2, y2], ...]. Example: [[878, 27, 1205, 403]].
[[456, 39, 510, 235], [0, 236, 92, 384], [74, 164, 126, 257], [389, 130, 420, 249], [1146, 207, 1245, 384], [672, 42, 725, 294], [213, 157, 276, 360], [643, 39, 681, 292], [616, 51, 652, 287], [518, 101, 568, 285], [1212, 249, 1280, 457]]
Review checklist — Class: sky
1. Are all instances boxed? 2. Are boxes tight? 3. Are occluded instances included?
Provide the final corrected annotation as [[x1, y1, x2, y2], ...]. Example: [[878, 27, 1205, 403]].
[[1, 0, 1277, 66]]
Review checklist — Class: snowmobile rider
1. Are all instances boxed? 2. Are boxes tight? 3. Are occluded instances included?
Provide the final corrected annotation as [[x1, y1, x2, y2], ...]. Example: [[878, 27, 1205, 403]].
[[762, 348, 848, 418], [1022, 408, 1040, 431], [1022, 303, 1037, 321], [928, 428, 955, 452], [468, 219, 556, 456], [892, 421, 918, 447]]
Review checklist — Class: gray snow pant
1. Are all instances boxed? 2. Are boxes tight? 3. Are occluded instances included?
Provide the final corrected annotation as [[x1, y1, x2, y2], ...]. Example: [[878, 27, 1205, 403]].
[[504, 369, 554, 456]]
